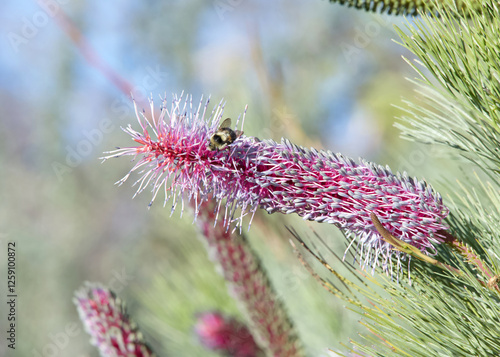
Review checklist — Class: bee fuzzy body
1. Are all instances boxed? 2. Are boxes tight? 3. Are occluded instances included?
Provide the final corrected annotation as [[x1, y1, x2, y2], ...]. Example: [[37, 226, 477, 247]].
[[208, 118, 243, 151]]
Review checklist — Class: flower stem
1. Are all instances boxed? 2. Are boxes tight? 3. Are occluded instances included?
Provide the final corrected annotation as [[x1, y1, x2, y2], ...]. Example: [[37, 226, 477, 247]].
[[372, 213, 500, 292], [439, 230, 499, 291], [370, 213, 463, 276]]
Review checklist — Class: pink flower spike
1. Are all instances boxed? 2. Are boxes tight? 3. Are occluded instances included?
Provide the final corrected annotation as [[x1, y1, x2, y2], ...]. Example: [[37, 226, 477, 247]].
[[74, 282, 155, 357], [103, 94, 449, 272], [196, 200, 303, 356], [195, 311, 264, 357]]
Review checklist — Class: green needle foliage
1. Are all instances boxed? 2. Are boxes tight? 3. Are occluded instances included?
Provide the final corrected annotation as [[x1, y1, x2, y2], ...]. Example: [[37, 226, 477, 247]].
[[396, 0, 500, 176], [297, 0, 500, 356]]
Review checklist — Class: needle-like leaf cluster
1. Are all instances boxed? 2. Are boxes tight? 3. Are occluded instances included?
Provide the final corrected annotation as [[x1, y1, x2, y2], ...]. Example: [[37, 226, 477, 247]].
[[297, 1, 500, 356]]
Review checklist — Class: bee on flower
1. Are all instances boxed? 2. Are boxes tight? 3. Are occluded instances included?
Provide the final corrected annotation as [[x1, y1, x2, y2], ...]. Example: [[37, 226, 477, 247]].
[[103, 94, 449, 273], [208, 118, 244, 151]]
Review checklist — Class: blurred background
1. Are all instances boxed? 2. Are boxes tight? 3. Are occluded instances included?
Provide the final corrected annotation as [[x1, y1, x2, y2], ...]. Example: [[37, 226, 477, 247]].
[[0, 1, 452, 356]]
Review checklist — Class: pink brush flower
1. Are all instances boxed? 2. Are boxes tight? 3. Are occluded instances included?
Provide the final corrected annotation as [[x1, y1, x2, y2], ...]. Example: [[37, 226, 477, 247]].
[[74, 283, 155, 357], [103, 94, 449, 271], [195, 311, 264, 357]]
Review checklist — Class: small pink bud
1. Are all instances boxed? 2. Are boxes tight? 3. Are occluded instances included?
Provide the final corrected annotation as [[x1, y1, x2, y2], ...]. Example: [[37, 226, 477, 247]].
[[74, 282, 155, 357], [195, 311, 263, 357]]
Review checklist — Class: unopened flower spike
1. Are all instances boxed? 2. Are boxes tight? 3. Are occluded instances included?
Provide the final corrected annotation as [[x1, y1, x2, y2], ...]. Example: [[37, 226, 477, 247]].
[[194, 311, 265, 357], [103, 94, 449, 273], [74, 282, 155, 357], [195, 199, 303, 356]]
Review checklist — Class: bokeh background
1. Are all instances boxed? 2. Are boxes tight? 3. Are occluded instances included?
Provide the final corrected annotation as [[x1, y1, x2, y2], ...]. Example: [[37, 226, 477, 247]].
[[0, 1, 452, 356]]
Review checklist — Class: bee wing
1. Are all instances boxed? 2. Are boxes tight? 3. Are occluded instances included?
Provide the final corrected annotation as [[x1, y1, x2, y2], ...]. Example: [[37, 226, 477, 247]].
[[220, 118, 232, 128], [234, 130, 244, 138]]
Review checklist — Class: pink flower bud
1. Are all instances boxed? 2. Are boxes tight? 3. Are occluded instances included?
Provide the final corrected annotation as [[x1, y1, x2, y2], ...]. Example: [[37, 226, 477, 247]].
[[74, 283, 155, 357], [195, 311, 263, 357], [196, 200, 303, 356]]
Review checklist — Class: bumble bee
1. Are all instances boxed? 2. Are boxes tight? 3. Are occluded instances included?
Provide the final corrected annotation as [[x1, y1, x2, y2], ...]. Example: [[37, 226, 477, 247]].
[[208, 118, 243, 151]]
